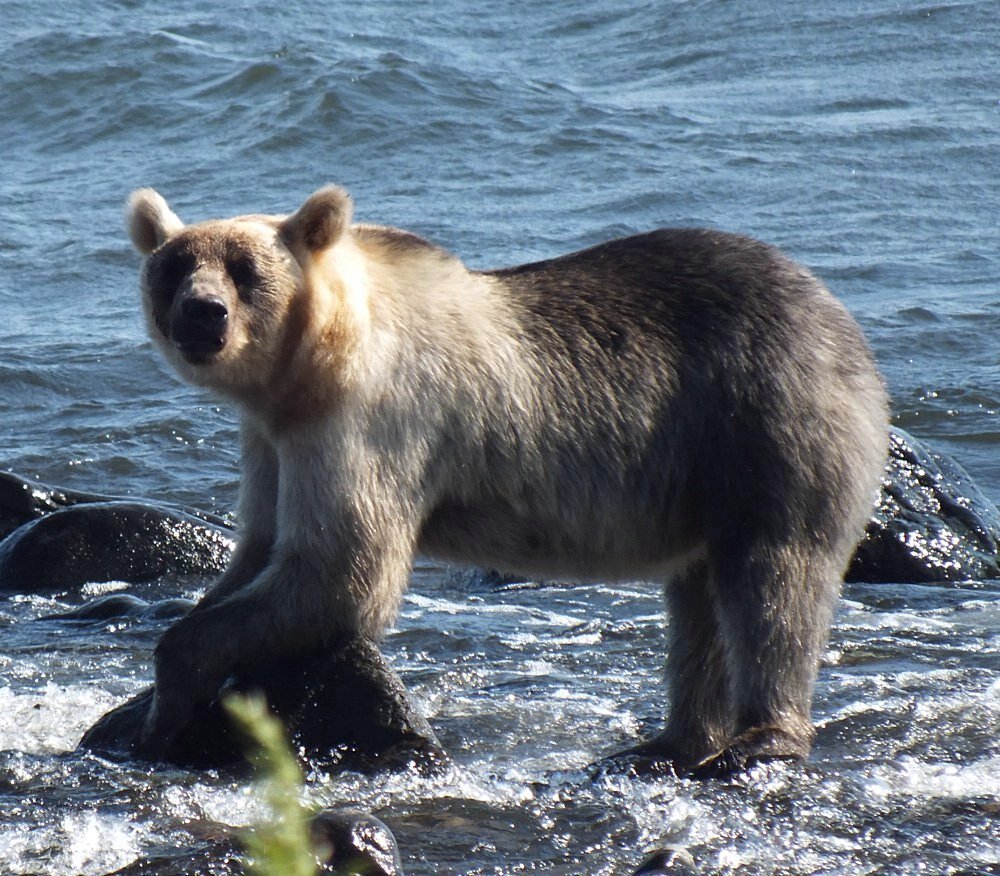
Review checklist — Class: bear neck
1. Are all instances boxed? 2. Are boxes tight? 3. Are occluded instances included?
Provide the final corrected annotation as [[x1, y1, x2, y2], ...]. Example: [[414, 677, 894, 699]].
[[249, 240, 372, 434]]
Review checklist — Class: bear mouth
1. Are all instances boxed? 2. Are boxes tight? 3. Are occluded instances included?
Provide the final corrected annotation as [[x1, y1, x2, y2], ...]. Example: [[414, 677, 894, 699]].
[[174, 335, 225, 364]]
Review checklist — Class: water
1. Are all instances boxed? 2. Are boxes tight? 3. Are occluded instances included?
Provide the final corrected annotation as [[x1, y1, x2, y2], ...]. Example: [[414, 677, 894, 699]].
[[1, 0, 998, 872]]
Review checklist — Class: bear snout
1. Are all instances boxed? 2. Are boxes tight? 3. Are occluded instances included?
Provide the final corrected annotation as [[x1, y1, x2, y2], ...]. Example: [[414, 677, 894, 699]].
[[171, 295, 229, 362]]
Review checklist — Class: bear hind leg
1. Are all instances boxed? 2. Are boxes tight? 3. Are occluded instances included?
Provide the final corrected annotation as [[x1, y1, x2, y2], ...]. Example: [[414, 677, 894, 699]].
[[604, 559, 734, 774], [691, 540, 842, 777]]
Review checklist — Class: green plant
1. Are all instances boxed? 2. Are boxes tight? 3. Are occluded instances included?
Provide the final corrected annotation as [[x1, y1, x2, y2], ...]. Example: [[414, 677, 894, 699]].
[[223, 692, 319, 876]]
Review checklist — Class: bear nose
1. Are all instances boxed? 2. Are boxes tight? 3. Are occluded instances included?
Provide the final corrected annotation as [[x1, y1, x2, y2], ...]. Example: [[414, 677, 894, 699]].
[[181, 295, 228, 330], [173, 295, 229, 360]]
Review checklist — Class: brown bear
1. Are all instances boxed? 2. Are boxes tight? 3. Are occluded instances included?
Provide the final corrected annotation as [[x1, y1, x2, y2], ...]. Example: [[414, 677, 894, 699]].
[[126, 185, 889, 775]]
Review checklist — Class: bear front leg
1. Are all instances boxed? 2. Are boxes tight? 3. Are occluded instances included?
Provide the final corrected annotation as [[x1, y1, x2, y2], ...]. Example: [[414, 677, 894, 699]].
[[136, 599, 246, 754], [137, 499, 417, 754], [196, 419, 279, 611]]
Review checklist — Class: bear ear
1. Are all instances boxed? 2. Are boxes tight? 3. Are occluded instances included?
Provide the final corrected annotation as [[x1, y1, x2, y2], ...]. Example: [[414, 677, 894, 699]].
[[126, 189, 184, 255], [281, 185, 353, 255]]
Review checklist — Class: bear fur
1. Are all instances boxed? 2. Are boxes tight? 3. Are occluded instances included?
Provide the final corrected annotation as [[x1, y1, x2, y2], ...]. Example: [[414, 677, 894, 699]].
[[126, 185, 889, 774]]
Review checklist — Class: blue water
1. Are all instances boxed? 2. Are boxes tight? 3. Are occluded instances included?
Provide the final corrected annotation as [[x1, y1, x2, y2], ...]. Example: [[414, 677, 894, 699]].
[[1, 1, 998, 873]]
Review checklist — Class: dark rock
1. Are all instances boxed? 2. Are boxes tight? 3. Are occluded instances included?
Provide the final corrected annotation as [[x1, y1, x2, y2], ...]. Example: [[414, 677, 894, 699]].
[[633, 847, 699, 875], [455, 567, 535, 591], [848, 427, 1000, 583], [105, 809, 402, 876], [140, 596, 198, 620], [0, 470, 229, 540], [311, 811, 404, 876], [0, 470, 108, 541], [286, 639, 445, 774], [0, 501, 234, 593], [79, 636, 448, 775]]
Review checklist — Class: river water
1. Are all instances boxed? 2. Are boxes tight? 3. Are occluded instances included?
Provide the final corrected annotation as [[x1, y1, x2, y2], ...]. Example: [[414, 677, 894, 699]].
[[1, 1, 998, 873]]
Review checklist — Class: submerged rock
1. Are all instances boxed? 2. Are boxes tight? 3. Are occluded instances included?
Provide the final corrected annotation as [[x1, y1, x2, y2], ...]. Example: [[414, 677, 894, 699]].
[[46, 593, 195, 622], [847, 427, 1000, 583], [79, 636, 448, 775]]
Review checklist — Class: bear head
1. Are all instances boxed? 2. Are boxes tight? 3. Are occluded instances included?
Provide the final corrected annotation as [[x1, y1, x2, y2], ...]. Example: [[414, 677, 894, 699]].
[[126, 186, 361, 411]]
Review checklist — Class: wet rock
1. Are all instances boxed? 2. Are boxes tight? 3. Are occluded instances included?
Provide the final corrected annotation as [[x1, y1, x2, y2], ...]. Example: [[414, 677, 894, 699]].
[[0, 471, 228, 539], [311, 810, 404, 876], [632, 847, 699, 875], [140, 596, 199, 620], [79, 636, 448, 775], [285, 639, 446, 775], [48, 593, 152, 621], [451, 567, 535, 591], [106, 809, 403, 876], [847, 427, 1000, 583], [0, 500, 234, 593], [0, 470, 107, 540], [0, 471, 235, 592]]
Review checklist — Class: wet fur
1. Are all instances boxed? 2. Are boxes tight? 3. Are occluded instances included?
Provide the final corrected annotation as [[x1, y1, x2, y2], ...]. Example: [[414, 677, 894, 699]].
[[127, 186, 889, 771]]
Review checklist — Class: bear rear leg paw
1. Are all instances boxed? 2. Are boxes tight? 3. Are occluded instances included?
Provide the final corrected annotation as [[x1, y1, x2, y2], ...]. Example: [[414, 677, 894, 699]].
[[689, 725, 812, 779]]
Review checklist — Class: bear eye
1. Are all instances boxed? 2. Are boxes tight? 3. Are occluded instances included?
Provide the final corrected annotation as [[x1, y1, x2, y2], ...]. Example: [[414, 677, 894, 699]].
[[147, 252, 193, 302], [228, 256, 258, 296]]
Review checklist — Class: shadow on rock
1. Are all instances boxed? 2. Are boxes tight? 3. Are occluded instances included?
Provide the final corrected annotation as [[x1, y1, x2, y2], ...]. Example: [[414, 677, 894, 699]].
[[79, 636, 448, 776]]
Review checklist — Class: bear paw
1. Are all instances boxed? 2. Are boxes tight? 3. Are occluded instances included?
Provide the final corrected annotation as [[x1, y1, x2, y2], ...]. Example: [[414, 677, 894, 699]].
[[689, 725, 811, 779]]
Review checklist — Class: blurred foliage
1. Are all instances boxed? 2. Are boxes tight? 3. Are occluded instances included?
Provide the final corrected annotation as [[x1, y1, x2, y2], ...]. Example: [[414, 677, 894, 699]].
[[224, 692, 319, 876]]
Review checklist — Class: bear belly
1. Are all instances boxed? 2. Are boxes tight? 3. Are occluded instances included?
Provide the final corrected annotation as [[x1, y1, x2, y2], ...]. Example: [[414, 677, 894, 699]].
[[417, 499, 701, 583]]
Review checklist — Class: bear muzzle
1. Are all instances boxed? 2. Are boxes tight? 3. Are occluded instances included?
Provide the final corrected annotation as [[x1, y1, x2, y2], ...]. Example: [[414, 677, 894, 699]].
[[170, 294, 229, 363]]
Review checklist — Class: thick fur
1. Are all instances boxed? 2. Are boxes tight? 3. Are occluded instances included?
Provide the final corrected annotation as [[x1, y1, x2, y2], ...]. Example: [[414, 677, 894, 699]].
[[127, 186, 889, 771]]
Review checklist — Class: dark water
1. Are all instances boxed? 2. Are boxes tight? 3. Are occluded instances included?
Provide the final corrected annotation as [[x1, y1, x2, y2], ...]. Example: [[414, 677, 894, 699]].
[[1, 1, 998, 873]]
